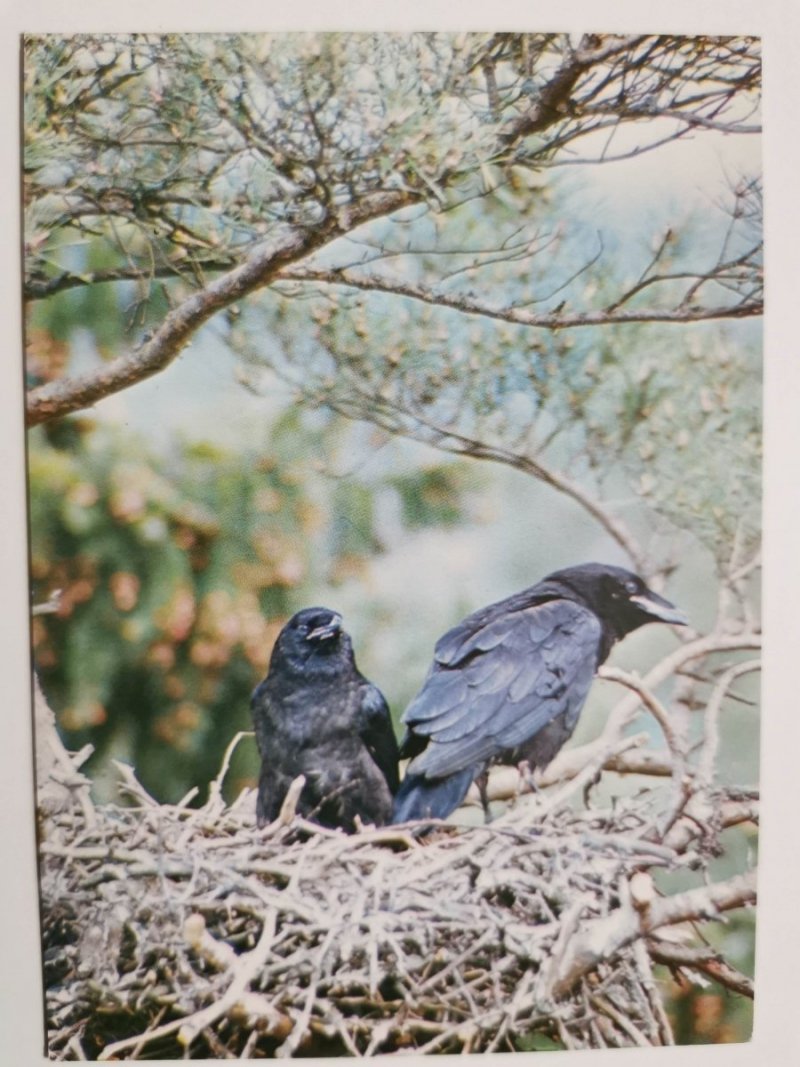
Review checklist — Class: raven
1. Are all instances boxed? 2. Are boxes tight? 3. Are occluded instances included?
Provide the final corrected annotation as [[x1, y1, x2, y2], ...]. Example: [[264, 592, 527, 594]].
[[392, 562, 687, 823], [252, 607, 399, 832]]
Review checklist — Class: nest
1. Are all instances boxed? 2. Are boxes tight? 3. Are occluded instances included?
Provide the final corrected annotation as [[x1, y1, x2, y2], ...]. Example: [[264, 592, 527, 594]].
[[33, 622, 761, 1060], [41, 750, 701, 1060]]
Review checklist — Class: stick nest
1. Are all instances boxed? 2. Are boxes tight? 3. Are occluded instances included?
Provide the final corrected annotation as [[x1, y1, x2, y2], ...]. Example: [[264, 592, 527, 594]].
[[40, 759, 691, 1060]]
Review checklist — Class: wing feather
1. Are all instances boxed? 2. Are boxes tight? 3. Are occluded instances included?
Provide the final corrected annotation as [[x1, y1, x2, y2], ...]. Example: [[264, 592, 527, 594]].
[[425, 686, 515, 743], [405, 599, 602, 779], [403, 669, 469, 724], [358, 682, 400, 793]]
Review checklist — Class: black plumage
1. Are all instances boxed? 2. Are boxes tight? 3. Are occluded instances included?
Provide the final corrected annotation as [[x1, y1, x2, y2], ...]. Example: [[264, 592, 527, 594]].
[[252, 607, 399, 832], [392, 562, 687, 823]]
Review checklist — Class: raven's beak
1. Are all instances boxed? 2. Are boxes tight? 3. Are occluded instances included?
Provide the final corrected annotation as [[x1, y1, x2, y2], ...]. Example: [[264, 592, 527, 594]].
[[307, 614, 343, 641], [630, 591, 689, 626]]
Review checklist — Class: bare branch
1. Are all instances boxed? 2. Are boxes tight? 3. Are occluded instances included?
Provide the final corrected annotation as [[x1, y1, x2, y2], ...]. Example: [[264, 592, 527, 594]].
[[306, 384, 648, 569], [550, 869, 757, 998], [649, 109, 760, 135], [279, 264, 763, 328], [597, 666, 682, 757], [696, 659, 761, 791], [599, 632, 762, 746], [26, 193, 414, 427], [500, 35, 651, 146], [596, 664, 691, 842], [464, 743, 674, 807], [649, 941, 755, 998]]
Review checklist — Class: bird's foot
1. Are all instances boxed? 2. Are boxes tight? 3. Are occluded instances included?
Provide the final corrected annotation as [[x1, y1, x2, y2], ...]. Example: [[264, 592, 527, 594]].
[[476, 771, 492, 823], [516, 759, 539, 800], [582, 768, 603, 809]]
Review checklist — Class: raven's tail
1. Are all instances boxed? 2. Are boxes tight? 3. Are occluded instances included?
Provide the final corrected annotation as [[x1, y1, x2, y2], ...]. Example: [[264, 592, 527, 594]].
[[391, 766, 476, 823]]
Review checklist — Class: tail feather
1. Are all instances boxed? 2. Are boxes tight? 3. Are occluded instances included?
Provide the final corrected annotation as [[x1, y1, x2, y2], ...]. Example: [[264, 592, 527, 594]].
[[391, 766, 476, 823]]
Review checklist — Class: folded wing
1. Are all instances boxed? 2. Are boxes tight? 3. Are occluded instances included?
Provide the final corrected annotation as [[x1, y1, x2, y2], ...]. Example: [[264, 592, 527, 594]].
[[358, 681, 400, 793], [403, 598, 602, 780]]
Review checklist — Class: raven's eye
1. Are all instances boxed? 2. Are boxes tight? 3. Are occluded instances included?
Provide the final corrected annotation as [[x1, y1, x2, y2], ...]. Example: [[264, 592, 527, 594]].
[[624, 580, 638, 595]]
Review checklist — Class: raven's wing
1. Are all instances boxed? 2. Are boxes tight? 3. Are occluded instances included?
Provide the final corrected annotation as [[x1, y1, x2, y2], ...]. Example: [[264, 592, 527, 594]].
[[250, 677, 275, 759], [358, 682, 400, 793], [404, 598, 602, 779]]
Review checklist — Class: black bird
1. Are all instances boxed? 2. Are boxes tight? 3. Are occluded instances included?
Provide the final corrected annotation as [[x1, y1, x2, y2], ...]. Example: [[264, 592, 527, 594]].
[[252, 607, 399, 832], [392, 563, 687, 823]]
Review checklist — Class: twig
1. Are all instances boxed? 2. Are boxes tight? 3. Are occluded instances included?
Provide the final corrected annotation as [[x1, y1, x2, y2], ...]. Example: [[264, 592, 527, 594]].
[[534, 897, 587, 1007], [597, 666, 681, 756], [98, 910, 278, 1059], [206, 731, 255, 812], [32, 589, 63, 615], [111, 760, 159, 807], [275, 925, 338, 1057], [696, 660, 761, 791], [549, 869, 757, 997], [632, 938, 675, 1045], [183, 913, 238, 971], [649, 941, 755, 998], [520, 732, 648, 821], [276, 774, 306, 825], [590, 993, 651, 1047]]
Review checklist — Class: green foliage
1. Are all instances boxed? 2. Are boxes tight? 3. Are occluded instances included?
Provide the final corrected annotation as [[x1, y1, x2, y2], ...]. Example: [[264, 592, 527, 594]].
[[391, 466, 474, 529], [30, 420, 323, 802], [29, 413, 477, 803], [606, 330, 761, 562], [23, 33, 503, 313], [239, 251, 761, 568], [23, 32, 762, 577], [515, 1031, 565, 1052]]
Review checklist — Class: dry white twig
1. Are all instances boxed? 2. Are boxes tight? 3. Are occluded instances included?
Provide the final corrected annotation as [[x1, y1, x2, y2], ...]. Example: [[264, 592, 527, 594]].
[[549, 870, 757, 998], [38, 649, 758, 1059], [696, 659, 761, 791]]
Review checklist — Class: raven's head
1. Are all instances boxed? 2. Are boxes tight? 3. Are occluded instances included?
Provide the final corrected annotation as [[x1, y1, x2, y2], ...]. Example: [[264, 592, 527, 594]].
[[547, 562, 688, 641], [270, 606, 353, 674]]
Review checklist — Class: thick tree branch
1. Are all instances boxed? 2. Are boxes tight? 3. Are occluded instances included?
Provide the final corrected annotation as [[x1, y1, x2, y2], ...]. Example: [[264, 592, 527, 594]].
[[25, 192, 415, 427], [500, 35, 650, 145], [664, 793, 759, 854], [550, 869, 756, 998], [463, 744, 674, 807], [26, 34, 761, 425], [34, 672, 95, 826]]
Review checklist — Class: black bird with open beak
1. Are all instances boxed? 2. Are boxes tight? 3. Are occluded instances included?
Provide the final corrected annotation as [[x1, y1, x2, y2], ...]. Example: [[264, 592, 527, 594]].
[[392, 563, 687, 823], [252, 607, 399, 832]]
